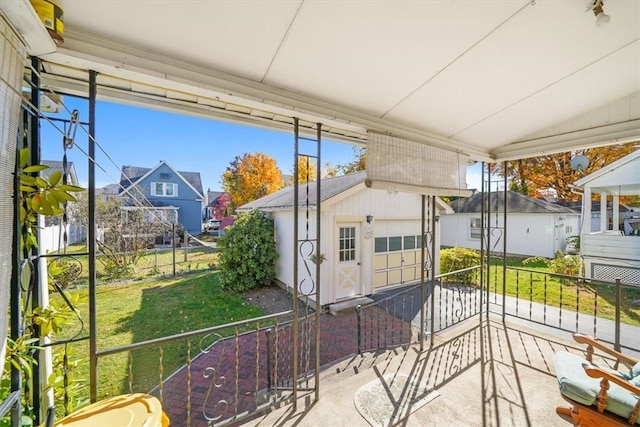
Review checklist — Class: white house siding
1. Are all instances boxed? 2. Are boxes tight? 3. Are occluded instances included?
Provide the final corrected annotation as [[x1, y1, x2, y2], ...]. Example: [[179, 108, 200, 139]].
[[582, 234, 640, 285], [440, 213, 581, 258], [271, 210, 327, 303], [40, 224, 87, 253]]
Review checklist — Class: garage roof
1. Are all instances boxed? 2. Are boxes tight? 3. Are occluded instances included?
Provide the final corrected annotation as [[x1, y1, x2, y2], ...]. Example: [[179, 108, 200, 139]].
[[3, 0, 639, 162]]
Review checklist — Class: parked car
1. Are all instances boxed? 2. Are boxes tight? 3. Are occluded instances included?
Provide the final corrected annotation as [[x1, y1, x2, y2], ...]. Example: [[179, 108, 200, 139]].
[[204, 219, 221, 232]]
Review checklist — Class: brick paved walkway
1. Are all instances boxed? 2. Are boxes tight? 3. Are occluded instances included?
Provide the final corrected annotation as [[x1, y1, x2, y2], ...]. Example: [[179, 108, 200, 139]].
[[158, 307, 414, 426]]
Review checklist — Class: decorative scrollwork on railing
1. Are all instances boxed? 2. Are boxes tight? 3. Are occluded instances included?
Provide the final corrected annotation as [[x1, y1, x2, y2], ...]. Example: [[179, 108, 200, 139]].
[[202, 366, 229, 423], [298, 239, 316, 297], [448, 336, 463, 376], [453, 286, 465, 321], [46, 255, 85, 342], [422, 230, 434, 271], [200, 332, 232, 423], [490, 227, 504, 253]]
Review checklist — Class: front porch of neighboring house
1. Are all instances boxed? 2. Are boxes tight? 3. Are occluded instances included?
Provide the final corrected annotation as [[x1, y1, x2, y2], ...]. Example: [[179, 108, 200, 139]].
[[573, 150, 640, 286]]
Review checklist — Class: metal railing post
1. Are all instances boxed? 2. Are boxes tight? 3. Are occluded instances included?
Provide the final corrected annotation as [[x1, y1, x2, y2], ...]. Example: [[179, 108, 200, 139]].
[[266, 328, 273, 392], [356, 305, 362, 354], [430, 196, 437, 347], [615, 278, 621, 352], [420, 195, 425, 352], [88, 69, 98, 403], [172, 223, 176, 276]]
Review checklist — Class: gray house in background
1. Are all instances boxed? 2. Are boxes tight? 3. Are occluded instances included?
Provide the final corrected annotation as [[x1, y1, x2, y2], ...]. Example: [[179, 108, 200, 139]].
[[118, 161, 204, 234], [41, 160, 79, 186], [440, 191, 580, 258]]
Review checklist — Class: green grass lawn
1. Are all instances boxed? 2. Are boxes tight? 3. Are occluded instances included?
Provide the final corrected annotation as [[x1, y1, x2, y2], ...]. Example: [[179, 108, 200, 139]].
[[53, 243, 219, 286], [52, 270, 265, 403], [482, 257, 640, 326]]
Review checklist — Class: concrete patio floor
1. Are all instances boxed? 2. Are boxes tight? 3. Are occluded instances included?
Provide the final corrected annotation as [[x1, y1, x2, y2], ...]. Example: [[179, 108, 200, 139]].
[[243, 314, 591, 427]]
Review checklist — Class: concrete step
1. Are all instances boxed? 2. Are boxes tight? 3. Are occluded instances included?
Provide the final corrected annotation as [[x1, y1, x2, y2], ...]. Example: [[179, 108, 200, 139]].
[[328, 297, 374, 315]]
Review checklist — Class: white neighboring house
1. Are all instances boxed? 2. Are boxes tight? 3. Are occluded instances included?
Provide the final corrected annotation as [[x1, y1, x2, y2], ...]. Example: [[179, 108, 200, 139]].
[[440, 191, 580, 258], [238, 172, 452, 306], [572, 150, 640, 285]]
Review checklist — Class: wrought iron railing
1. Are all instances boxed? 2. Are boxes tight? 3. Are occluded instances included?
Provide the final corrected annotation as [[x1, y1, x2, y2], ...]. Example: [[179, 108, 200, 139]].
[[356, 266, 482, 354], [493, 267, 640, 355], [356, 264, 640, 358], [90, 309, 317, 427]]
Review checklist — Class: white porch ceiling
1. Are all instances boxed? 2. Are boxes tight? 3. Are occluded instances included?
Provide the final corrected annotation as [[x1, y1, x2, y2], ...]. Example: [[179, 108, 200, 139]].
[[2, 0, 639, 161]]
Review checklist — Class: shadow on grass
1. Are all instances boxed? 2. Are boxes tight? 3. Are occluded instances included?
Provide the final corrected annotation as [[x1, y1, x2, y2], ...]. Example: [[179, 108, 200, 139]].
[[105, 271, 265, 398]]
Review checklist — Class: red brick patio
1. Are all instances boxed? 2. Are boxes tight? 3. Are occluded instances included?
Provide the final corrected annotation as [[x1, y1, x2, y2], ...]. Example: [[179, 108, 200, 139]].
[[158, 307, 414, 426]]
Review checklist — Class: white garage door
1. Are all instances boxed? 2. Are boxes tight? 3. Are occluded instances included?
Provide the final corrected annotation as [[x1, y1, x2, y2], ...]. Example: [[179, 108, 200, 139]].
[[373, 221, 425, 289]]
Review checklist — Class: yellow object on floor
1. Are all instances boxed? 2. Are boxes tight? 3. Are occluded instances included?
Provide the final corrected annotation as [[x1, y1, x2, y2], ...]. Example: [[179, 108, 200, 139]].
[[53, 393, 170, 426]]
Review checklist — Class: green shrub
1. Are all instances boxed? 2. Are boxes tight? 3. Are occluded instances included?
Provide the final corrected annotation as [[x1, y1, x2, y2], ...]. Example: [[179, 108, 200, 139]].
[[524, 252, 582, 277], [440, 247, 481, 284], [217, 210, 278, 292]]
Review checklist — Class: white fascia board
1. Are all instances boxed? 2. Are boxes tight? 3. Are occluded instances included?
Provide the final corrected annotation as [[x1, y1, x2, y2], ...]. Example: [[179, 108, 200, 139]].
[[119, 163, 159, 197], [573, 149, 640, 188], [41, 30, 491, 161], [0, 0, 55, 56], [492, 119, 640, 162]]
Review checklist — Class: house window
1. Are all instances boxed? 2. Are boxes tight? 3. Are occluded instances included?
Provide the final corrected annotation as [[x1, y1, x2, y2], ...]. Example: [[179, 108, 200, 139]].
[[339, 226, 356, 262], [160, 173, 171, 179], [470, 218, 482, 239], [151, 182, 178, 197]]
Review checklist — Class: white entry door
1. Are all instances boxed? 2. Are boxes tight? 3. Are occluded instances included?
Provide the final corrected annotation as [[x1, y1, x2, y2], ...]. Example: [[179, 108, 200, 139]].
[[335, 224, 361, 300]]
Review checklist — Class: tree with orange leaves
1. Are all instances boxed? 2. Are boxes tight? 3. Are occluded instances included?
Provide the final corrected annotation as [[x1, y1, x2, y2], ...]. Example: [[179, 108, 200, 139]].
[[221, 152, 284, 211], [294, 155, 318, 183], [492, 142, 638, 202]]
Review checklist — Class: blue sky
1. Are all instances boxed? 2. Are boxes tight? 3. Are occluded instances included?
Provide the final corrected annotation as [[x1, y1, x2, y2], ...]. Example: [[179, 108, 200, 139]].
[[40, 96, 482, 192]]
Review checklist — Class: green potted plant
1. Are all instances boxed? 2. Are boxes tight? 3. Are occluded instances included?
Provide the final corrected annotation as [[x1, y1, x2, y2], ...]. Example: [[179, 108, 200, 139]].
[[309, 253, 326, 265]]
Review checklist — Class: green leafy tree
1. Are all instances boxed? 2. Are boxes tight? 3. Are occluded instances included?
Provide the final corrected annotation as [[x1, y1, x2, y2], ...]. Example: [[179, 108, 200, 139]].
[[3, 149, 87, 424], [336, 146, 366, 175], [217, 209, 278, 292]]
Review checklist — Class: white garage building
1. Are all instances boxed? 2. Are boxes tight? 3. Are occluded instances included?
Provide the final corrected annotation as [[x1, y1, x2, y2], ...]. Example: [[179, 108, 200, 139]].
[[239, 172, 452, 306]]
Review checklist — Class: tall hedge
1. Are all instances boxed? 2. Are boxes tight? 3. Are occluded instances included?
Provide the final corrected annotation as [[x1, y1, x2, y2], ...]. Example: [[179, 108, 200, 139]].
[[439, 247, 481, 285], [217, 209, 278, 292]]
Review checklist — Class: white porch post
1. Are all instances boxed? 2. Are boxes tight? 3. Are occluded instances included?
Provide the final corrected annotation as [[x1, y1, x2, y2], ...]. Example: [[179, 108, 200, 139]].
[[613, 194, 620, 233], [600, 192, 608, 232], [583, 187, 591, 235]]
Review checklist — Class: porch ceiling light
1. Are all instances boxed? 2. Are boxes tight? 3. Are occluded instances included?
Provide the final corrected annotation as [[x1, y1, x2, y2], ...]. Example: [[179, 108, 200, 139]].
[[591, 0, 611, 27]]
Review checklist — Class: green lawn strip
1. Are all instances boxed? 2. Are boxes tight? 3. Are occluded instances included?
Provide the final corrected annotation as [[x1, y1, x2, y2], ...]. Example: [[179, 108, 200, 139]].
[[52, 244, 219, 285], [483, 259, 640, 326], [50, 271, 266, 401]]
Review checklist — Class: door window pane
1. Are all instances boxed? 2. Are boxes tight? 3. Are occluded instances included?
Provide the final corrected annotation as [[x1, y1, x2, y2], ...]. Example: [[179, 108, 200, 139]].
[[339, 227, 356, 262]]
